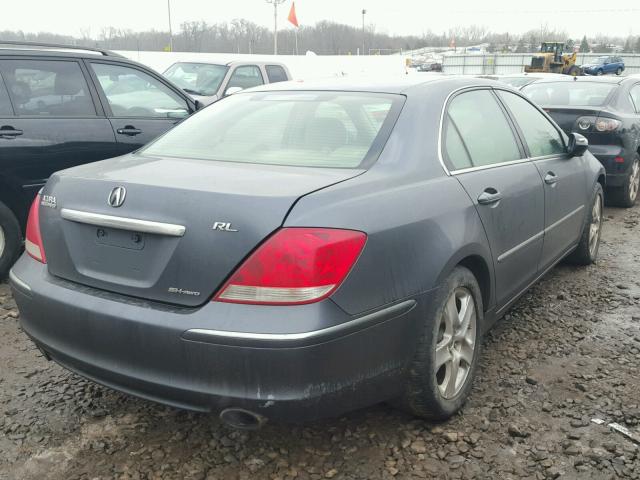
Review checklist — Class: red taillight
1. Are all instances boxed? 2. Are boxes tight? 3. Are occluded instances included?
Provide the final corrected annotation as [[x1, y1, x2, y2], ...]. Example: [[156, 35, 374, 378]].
[[25, 195, 46, 263], [214, 228, 366, 305]]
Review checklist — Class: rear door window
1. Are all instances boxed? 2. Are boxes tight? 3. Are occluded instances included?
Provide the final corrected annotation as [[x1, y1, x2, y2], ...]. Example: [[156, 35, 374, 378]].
[[90, 62, 189, 118], [0, 60, 95, 116], [497, 90, 566, 157], [0, 72, 13, 115], [443, 117, 472, 170], [445, 89, 521, 169], [266, 65, 288, 83], [226, 66, 264, 92], [630, 85, 640, 113]]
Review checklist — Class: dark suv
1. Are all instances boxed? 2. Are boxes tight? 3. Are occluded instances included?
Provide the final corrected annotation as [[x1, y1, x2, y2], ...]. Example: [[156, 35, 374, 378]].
[[0, 42, 198, 277]]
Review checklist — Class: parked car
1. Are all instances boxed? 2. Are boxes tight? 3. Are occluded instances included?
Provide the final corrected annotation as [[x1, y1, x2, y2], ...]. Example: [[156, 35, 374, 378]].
[[163, 61, 292, 105], [582, 56, 625, 76], [9, 77, 604, 427], [0, 41, 199, 278], [478, 73, 569, 89], [417, 62, 442, 72], [522, 76, 640, 206]]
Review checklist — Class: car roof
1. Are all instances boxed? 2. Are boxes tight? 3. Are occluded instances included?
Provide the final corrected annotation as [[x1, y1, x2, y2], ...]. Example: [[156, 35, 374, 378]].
[[487, 73, 566, 79], [236, 75, 500, 95], [0, 41, 123, 58], [529, 76, 628, 86], [0, 46, 154, 69], [168, 60, 288, 68]]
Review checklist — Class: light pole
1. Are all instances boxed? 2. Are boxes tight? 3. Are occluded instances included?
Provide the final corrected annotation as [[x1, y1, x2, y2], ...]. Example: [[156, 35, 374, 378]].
[[362, 9, 366, 55], [266, 0, 286, 55], [167, 0, 173, 52]]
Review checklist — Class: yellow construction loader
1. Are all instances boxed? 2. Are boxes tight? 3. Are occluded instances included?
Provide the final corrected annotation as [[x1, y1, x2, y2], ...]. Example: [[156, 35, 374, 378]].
[[524, 42, 581, 76]]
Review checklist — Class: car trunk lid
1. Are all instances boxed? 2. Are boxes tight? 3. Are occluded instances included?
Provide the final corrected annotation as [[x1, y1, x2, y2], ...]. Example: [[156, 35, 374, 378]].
[[39, 154, 363, 307], [543, 106, 622, 147], [542, 106, 605, 135]]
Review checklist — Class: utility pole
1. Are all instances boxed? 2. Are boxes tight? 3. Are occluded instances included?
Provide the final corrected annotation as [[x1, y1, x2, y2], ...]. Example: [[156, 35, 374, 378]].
[[362, 9, 366, 56], [266, 0, 286, 55], [167, 0, 173, 52]]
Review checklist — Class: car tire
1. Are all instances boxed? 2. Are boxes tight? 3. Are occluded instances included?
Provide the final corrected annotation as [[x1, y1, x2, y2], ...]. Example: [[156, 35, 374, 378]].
[[399, 266, 482, 420], [616, 67, 623, 75], [597, 69, 604, 76], [0, 202, 22, 280], [566, 183, 603, 265], [607, 155, 640, 208]]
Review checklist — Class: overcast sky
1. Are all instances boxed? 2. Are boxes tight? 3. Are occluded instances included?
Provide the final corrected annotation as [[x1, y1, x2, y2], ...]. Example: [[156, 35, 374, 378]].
[[4, 0, 640, 39]]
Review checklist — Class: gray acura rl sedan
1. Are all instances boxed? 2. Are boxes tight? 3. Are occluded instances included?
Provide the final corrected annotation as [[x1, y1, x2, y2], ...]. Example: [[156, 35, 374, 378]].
[[9, 77, 605, 428]]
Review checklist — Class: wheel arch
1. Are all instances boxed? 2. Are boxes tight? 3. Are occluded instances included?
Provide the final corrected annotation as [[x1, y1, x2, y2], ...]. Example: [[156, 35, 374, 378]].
[[597, 173, 606, 189], [0, 177, 27, 234], [435, 245, 494, 313]]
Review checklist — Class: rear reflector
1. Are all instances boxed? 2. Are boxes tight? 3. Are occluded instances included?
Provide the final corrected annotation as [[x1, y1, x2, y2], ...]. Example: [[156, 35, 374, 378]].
[[25, 195, 46, 263], [214, 228, 366, 305], [614, 156, 625, 163]]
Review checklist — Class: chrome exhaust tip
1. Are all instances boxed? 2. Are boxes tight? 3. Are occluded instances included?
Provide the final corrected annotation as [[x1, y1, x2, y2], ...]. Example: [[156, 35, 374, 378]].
[[219, 408, 267, 430]]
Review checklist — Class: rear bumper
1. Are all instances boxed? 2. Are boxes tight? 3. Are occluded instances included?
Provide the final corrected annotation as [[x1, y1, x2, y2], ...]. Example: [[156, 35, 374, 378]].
[[589, 145, 632, 187], [9, 255, 428, 421]]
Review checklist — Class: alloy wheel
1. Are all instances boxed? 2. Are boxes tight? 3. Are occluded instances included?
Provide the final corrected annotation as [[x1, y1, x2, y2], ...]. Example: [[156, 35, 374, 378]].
[[589, 193, 602, 257], [629, 159, 640, 204], [0, 226, 5, 260], [435, 287, 477, 399]]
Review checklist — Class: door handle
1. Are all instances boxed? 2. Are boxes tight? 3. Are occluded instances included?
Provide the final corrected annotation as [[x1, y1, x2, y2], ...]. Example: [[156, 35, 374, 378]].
[[0, 126, 23, 138], [544, 172, 558, 185], [116, 126, 142, 136], [477, 188, 502, 205]]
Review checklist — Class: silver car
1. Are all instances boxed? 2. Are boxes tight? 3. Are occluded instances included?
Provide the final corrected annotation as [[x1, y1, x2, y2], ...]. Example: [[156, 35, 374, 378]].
[[164, 60, 292, 105]]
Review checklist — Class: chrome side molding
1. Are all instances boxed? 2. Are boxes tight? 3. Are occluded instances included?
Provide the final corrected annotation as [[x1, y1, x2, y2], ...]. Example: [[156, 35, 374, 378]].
[[60, 209, 186, 237], [182, 299, 416, 347]]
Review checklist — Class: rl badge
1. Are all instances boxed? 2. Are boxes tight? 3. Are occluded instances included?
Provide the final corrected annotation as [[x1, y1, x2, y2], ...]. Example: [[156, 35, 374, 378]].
[[212, 222, 238, 232]]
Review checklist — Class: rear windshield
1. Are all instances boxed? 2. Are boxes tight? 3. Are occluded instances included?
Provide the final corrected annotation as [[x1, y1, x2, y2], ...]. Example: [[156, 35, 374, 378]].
[[164, 62, 228, 96], [140, 91, 403, 168], [522, 81, 617, 107]]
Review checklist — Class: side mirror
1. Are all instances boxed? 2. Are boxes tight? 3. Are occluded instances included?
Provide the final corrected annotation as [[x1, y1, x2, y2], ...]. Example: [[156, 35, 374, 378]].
[[568, 132, 589, 157], [194, 99, 204, 111], [224, 86, 243, 96], [166, 110, 189, 119]]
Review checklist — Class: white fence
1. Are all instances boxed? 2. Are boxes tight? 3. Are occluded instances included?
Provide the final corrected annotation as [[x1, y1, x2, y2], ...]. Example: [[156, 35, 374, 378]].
[[442, 53, 640, 75], [116, 51, 408, 81]]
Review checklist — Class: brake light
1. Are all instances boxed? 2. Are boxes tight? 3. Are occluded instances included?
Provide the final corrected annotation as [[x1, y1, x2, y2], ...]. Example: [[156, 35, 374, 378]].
[[595, 117, 621, 132], [214, 228, 366, 305], [25, 195, 46, 263]]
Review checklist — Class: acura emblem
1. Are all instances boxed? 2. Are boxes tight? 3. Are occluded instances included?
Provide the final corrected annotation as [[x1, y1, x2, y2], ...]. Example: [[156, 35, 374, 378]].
[[107, 186, 126, 208]]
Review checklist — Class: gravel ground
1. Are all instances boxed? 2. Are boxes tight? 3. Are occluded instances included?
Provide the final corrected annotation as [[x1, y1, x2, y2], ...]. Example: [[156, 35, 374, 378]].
[[1, 202, 639, 480]]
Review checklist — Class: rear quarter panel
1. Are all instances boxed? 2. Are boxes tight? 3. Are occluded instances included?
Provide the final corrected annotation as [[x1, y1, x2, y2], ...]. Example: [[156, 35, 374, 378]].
[[285, 87, 494, 316]]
